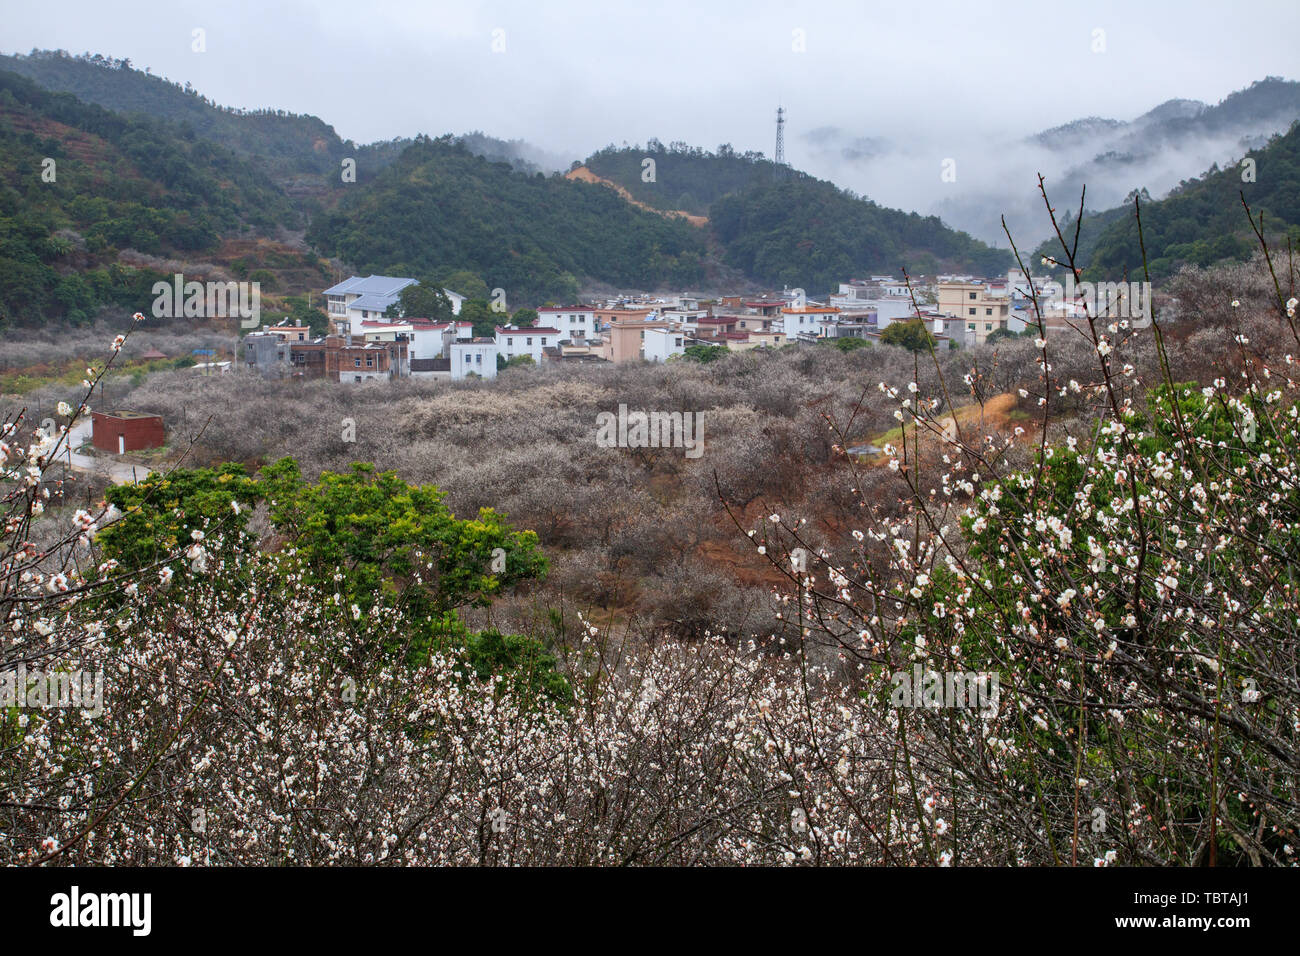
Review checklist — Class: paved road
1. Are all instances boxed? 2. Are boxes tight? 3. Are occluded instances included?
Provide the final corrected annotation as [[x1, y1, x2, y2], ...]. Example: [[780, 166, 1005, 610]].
[[62, 418, 152, 485]]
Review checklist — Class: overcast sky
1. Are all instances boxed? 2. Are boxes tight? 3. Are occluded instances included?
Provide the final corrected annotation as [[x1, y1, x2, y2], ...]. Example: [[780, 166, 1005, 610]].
[[4, 0, 1296, 161]]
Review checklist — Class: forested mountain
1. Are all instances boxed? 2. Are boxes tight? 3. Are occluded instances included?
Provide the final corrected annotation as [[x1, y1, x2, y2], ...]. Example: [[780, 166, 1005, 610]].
[[4, 49, 1023, 316], [306, 136, 708, 303], [1029, 197, 1141, 273], [0, 50, 353, 179], [710, 173, 1010, 289], [0, 51, 569, 184], [1037, 121, 1300, 278], [587, 143, 1010, 289], [584, 141, 780, 215], [0, 68, 299, 325]]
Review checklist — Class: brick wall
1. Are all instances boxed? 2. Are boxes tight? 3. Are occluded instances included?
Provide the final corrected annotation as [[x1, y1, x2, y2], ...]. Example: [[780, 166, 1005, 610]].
[[92, 412, 165, 453]]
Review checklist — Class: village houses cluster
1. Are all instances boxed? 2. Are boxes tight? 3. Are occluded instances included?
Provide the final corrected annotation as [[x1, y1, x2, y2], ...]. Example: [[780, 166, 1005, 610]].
[[238, 269, 1075, 384]]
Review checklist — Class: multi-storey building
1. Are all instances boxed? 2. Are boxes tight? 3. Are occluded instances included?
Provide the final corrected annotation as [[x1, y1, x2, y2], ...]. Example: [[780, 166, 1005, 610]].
[[536, 306, 598, 341], [323, 275, 466, 334], [495, 326, 562, 364], [937, 281, 1010, 346], [780, 304, 841, 339]]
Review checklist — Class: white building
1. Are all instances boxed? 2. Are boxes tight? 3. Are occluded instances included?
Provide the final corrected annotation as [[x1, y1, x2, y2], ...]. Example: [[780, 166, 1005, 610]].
[[781, 306, 840, 338], [409, 320, 471, 360], [442, 289, 466, 315], [829, 285, 871, 310], [450, 340, 498, 380], [660, 308, 709, 332], [536, 306, 597, 341], [858, 297, 918, 329], [323, 275, 466, 335], [495, 326, 561, 364], [644, 327, 687, 362], [359, 319, 472, 361]]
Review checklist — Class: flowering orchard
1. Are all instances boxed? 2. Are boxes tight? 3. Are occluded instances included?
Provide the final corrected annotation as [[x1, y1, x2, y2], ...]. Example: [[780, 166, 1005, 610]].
[[740, 195, 1300, 866], [4, 212, 1300, 864]]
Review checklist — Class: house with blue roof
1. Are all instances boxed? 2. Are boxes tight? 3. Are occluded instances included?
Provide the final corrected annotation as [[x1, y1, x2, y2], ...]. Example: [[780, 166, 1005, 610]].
[[323, 275, 466, 334]]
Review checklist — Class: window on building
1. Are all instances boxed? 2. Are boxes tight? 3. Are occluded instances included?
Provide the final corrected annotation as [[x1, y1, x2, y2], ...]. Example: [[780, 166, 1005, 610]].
[[967, 323, 976, 331], [354, 375, 361, 382], [366, 356, 374, 367], [985, 323, 992, 332], [968, 308, 976, 316], [985, 308, 992, 315], [526, 337, 533, 346], [354, 357, 361, 367], [968, 292, 977, 300]]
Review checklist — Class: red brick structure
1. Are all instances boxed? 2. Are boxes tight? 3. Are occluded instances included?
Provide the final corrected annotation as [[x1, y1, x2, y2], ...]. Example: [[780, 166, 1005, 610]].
[[92, 410, 164, 454], [283, 335, 407, 382]]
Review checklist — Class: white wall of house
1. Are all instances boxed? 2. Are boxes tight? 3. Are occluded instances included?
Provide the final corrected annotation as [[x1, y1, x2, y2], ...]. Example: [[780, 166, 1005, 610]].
[[495, 329, 557, 363], [782, 311, 837, 337], [861, 298, 917, 329], [644, 328, 687, 363], [536, 309, 596, 340], [450, 341, 498, 380], [411, 326, 464, 360], [660, 309, 707, 331], [346, 302, 396, 335]]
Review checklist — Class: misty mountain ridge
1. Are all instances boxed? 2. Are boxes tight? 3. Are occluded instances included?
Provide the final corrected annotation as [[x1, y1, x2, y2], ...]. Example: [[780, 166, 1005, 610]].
[[801, 76, 1299, 247], [2, 46, 1291, 318]]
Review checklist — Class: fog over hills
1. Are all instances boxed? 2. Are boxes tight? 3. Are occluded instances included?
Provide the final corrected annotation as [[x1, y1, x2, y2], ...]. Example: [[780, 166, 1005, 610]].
[[800, 77, 1300, 247]]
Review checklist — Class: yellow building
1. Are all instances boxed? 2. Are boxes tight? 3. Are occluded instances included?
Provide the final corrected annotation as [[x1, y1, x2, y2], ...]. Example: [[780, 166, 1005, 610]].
[[600, 319, 676, 363], [937, 282, 1009, 345]]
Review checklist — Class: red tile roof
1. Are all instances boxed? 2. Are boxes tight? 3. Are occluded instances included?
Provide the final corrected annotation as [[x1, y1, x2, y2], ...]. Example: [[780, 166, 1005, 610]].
[[360, 318, 470, 331]]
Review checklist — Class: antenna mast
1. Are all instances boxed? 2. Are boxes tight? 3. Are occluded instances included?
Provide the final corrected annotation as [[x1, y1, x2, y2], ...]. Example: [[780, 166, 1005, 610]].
[[775, 106, 786, 167]]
